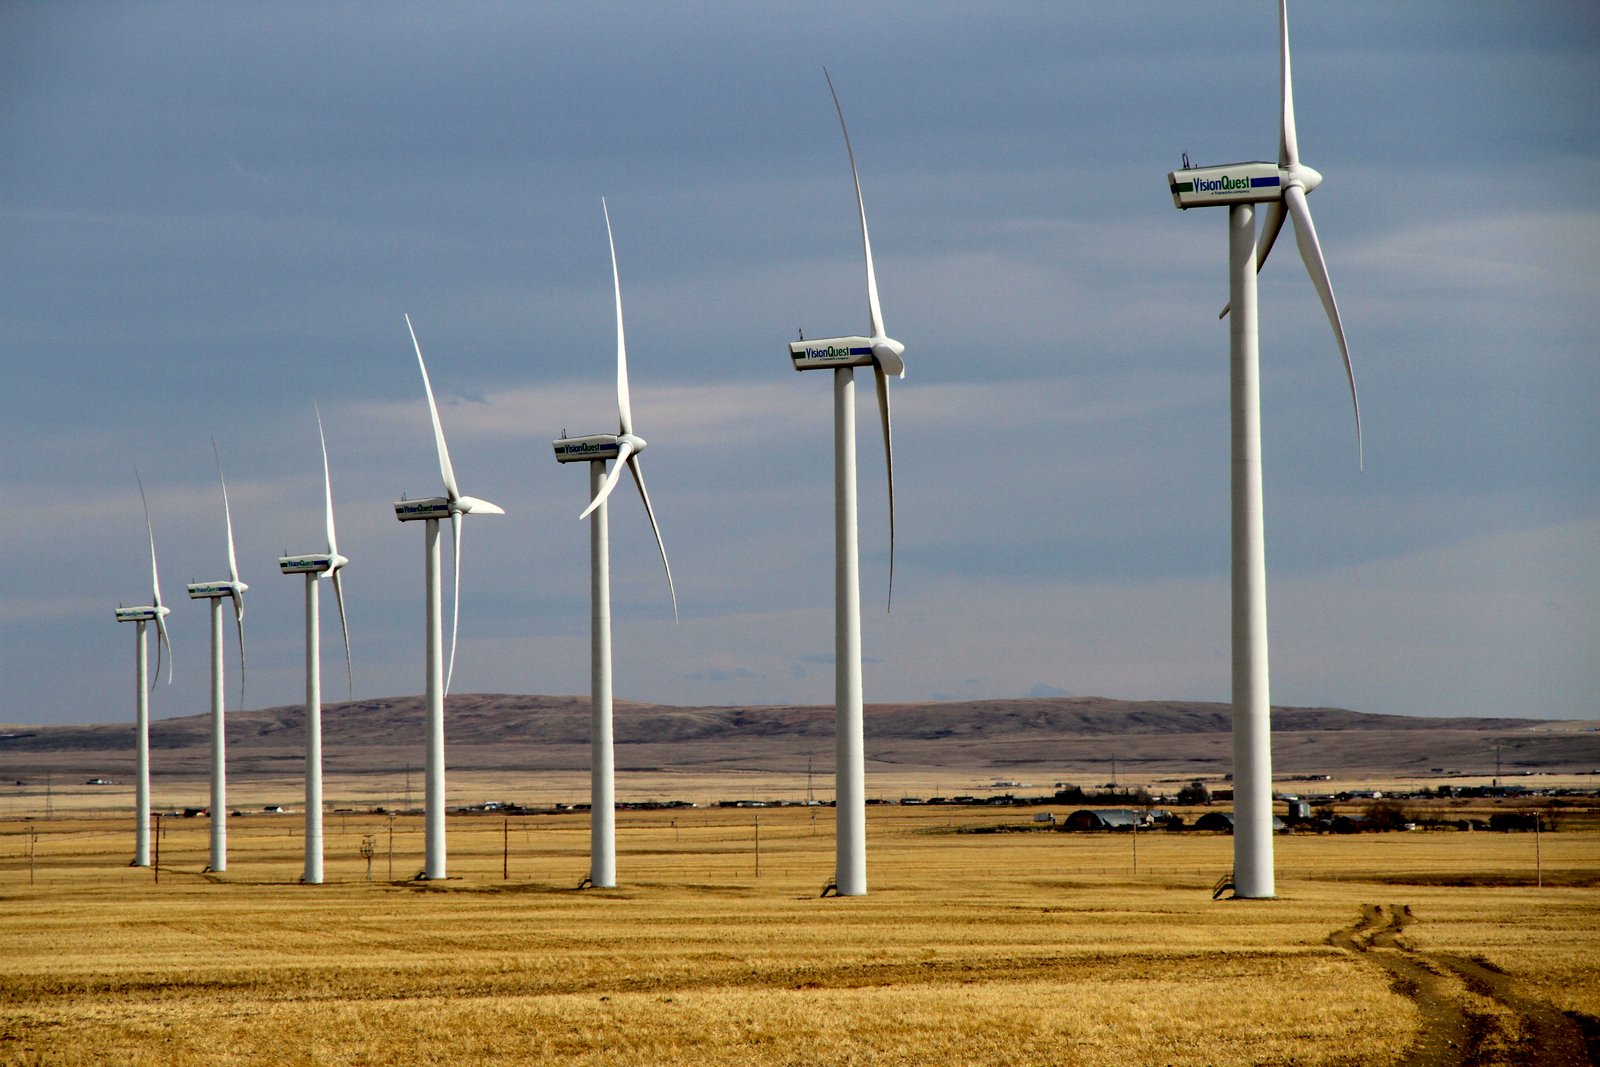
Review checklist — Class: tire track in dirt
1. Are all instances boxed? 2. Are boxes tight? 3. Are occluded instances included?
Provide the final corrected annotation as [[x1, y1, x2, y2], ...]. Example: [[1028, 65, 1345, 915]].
[[1328, 904, 1592, 1067]]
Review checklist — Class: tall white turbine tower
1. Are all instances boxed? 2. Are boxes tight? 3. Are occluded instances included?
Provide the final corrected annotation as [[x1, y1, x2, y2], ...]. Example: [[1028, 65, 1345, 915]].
[[553, 200, 677, 890], [786, 70, 905, 898], [1166, 0, 1361, 899], [394, 316, 504, 881], [113, 473, 172, 868], [277, 408, 351, 885], [185, 441, 248, 874]]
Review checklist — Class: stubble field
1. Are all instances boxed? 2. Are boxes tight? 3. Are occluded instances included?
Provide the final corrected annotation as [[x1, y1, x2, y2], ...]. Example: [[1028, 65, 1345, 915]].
[[2, 802, 1597, 1066]]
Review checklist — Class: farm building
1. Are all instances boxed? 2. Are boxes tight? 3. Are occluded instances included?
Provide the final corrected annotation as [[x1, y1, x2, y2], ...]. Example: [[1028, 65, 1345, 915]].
[[1062, 808, 1140, 831], [1193, 811, 1287, 833]]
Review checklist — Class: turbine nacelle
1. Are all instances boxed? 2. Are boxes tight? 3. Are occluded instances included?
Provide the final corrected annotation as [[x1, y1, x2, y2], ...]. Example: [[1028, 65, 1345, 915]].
[[278, 553, 347, 575], [1168, 160, 1311, 210], [552, 433, 649, 466], [115, 605, 171, 623], [791, 335, 891, 372], [187, 580, 248, 600], [553, 434, 623, 463], [393, 496, 452, 522]]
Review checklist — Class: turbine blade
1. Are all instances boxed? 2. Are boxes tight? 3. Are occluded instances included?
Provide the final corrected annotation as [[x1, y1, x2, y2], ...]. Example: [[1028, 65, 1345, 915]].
[[214, 439, 240, 587], [1278, 0, 1299, 168], [331, 569, 353, 700], [136, 471, 162, 609], [1285, 185, 1363, 468], [603, 199, 634, 437], [1219, 201, 1289, 319], [579, 441, 634, 521], [446, 510, 462, 696], [824, 68, 886, 341], [406, 313, 461, 502], [873, 364, 896, 612], [317, 405, 339, 557], [154, 612, 173, 689], [232, 590, 246, 708], [135, 470, 174, 686], [627, 453, 678, 622]]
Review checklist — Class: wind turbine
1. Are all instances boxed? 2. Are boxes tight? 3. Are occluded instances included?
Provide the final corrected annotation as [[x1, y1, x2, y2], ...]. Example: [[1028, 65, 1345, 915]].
[[278, 407, 351, 885], [552, 200, 677, 890], [1166, 0, 1361, 899], [785, 69, 905, 898], [185, 440, 248, 874], [113, 472, 171, 868], [393, 314, 504, 881]]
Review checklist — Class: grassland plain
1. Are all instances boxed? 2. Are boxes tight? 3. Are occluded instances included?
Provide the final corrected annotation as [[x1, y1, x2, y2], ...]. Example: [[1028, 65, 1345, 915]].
[[2, 804, 1597, 1066]]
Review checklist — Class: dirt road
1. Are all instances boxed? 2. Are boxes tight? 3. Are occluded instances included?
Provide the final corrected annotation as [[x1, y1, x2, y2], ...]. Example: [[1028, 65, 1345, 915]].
[[1328, 904, 1593, 1066]]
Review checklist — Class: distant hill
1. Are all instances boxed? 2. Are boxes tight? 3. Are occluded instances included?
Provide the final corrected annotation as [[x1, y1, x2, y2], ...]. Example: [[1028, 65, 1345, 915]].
[[4, 695, 1596, 781]]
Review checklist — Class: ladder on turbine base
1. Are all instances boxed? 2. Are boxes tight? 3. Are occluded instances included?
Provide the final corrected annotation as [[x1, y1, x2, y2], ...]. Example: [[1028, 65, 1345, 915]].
[[577, 872, 594, 890], [819, 877, 838, 898], [1212, 871, 1236, 900]]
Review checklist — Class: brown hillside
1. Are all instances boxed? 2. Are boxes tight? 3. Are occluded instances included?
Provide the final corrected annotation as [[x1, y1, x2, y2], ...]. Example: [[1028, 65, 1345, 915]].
[[4, 696, 1595, 783]]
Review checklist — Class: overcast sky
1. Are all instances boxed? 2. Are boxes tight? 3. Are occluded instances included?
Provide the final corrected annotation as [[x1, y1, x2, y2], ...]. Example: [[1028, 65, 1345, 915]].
[[3, 2, 1596, 727]]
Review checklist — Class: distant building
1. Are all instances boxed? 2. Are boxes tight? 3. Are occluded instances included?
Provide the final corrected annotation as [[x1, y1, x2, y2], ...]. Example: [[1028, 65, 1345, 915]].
[[1063, 808, 1139, 831], [1194, 811, 1287, 834]]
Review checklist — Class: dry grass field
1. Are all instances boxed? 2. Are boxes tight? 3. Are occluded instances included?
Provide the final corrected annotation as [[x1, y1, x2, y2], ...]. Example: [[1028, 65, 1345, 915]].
[[3, 798, 1597, 1066]]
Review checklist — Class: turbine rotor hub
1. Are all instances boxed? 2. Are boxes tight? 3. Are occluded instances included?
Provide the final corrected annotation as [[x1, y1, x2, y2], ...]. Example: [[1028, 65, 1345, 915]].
[[872, 337, 906, 378], [1285, 162, 1322, 194]]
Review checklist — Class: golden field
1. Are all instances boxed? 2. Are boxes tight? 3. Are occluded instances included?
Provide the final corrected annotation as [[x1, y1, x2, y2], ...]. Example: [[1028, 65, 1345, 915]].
[[2, 799, 1597, 1066]]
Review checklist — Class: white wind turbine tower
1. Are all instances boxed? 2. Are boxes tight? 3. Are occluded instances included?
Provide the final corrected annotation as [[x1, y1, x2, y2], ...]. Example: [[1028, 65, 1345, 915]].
[[552, 200, 678, 890], [278, 408, 351, 885], [185, 441, 248, 874], [786, 70, 906, 898], [113, 472, 172, 868], [1166, 0, 1361, 899], [394, 315, 504, 881]]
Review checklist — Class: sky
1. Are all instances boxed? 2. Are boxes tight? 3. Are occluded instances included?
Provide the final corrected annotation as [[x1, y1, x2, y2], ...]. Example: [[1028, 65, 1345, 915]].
[[2, 2, 1596, 727]]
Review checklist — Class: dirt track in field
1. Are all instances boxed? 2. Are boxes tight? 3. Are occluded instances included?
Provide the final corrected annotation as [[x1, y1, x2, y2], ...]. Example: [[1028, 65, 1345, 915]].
[[1328, 904, 1593, 1066]]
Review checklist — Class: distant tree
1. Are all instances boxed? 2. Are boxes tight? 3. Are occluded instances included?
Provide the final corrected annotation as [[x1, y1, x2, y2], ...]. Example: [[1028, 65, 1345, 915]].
[[1128, 787, 1153, 807], [1362, 800, 1411, 831], [1176, 780, 1210, 806]]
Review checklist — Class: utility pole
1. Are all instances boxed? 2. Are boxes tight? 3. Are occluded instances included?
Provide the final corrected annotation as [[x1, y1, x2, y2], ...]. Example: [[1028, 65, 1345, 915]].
[[386, 815, 395, 881], [1535, 813, 1542, 889], [153, 812, 161, 884], [502, 816, 509, 881], [754, 814, 761, 879]]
